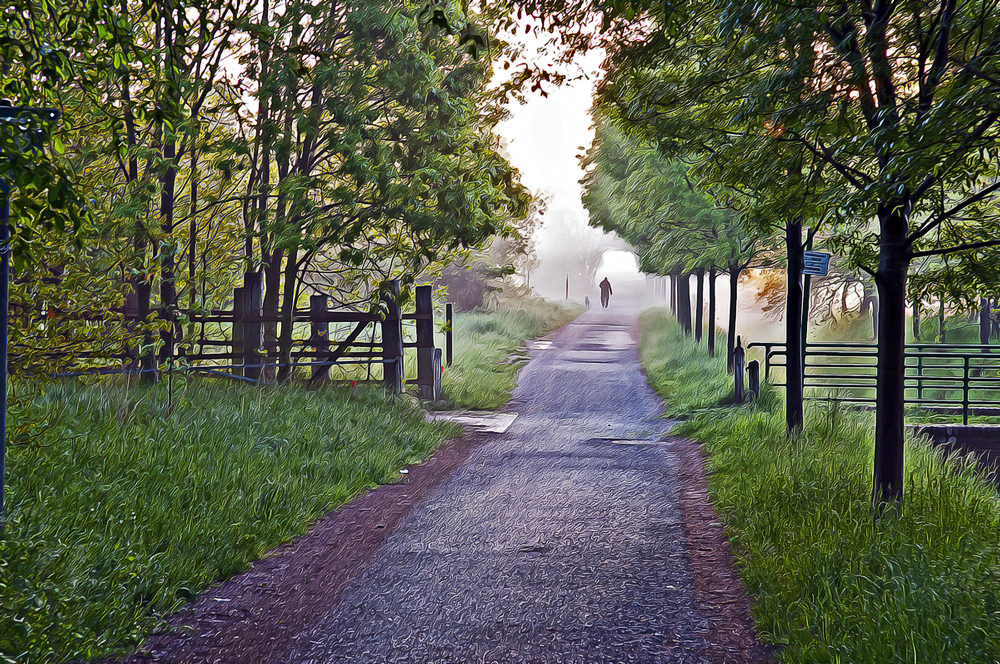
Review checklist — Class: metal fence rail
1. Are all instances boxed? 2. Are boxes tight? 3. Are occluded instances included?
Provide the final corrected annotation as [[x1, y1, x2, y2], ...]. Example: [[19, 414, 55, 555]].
[[748, 341, 1000, 424]]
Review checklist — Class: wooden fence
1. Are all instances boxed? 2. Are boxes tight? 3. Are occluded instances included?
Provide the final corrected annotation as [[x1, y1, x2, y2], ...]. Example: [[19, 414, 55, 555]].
[[54, 276, 452, 400]]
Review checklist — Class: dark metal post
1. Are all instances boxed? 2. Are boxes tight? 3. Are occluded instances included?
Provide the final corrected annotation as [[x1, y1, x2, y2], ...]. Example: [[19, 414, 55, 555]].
[[748, 360, 760, 402], [963, 356, 971, 425], [415, 285, 435, 400], [433, 347, 443, 401], [734, 336, 746, 405], [801, 236, 813, 381], [310, 294, 330, 383], [380, 280, 403, 394], [0, 180, 8, 521], [0, 102, 59, 521], [445, 302, 453, 367], [917, 353, 924, 402]]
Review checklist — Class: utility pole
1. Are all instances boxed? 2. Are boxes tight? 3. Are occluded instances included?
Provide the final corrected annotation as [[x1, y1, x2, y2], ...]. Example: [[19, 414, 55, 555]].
[[0, 101, 61, 521]]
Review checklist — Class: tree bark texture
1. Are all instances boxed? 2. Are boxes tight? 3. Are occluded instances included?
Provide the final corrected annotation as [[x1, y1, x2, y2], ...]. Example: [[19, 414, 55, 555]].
[[695, 268, 704, 343], [708, 267, 717, 356], [677, 273, 692, 335], [872, 205, 911, 504], [727, 266, 739, 373]]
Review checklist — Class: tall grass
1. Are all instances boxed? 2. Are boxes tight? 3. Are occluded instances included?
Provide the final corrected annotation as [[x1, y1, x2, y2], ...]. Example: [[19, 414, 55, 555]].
[[0, 382, 458, 663], [640, 309, 1000, 662], [437, 298, 579, 410]]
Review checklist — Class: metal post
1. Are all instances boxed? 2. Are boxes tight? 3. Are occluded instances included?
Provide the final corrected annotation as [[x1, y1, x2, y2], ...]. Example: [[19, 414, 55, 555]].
[[433, 347, 443, 401], [0, 103, 59, 522], [734, 336, 746, 405], [963, 356, 971, 425], [917, 353, 924, 402], [445, 302, 453, 367], [0, 180, 8, 521], [415, 285, 435, 401], [748, 359, 760, 402], [801, 237, 813, 380]]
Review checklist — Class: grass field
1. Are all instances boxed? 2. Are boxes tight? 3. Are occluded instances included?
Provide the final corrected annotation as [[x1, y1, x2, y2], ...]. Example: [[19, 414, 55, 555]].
[[0, 296, 576, 663], [435, 298, 580, 410], [0, 382, 458, 663], [640, 309, 1000, 663]]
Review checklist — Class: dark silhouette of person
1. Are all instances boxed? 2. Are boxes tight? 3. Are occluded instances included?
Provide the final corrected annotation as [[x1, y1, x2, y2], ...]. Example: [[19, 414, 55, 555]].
[[584, 296, 591, 310], [599, 277, 613, 309]]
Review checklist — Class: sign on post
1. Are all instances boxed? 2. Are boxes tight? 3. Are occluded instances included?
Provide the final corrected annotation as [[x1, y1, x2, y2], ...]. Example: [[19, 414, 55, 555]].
[[803, 251, 830, 276]]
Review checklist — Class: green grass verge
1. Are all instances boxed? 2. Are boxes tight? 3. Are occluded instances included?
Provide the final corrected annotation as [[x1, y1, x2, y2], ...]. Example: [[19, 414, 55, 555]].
[[640, 308, 1000, 663], [1, 382, 459, 663], [436, 298, 580, 410]]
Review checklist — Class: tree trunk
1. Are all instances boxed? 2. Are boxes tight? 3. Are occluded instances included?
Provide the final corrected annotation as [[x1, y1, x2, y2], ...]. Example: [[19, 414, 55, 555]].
[[276, 247, 299, 383], [677, 273, 692, 334], [785, 219, 804, 433], [911, 293, 921, 341], [694, 268, 704, 343], [708, 266, 717, 356], [669, 273, 676, 316], [727, 265, 739, 373], [262, 248, 283, 377], [872, 205, 911, 505]]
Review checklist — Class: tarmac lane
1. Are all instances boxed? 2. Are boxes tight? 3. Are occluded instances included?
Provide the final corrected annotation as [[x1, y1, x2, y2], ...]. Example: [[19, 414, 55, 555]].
[[291, 294, 752, 663]]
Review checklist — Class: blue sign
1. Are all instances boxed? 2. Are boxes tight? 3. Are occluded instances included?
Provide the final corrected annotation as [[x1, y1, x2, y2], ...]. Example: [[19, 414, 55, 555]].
[[803, 251, 830, 276]]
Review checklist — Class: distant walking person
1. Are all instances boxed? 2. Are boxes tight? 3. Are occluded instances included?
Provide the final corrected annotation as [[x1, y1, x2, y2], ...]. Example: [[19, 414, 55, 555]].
[[599, 277, 613, 309]]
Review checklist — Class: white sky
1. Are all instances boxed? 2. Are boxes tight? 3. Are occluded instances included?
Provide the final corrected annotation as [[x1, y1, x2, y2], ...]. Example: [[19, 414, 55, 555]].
[[492, 38, 638, 278]]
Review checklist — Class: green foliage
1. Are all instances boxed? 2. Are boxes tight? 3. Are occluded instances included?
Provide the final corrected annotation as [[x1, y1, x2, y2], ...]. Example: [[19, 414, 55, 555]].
[[640, 309, 1000, 662], [582, 119, 764, 276], [2, 0, 532, 384], [0, 381, 458, 663]]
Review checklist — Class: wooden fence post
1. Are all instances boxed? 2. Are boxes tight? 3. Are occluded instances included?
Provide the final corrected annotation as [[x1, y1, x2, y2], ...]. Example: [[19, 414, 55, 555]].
[[381, 280, 403, 394], [310, 294, 330, 383], [446, 302, 454, 367], [415, 285, 436, 401], [243, 272, 263, 379], [748, 359, 760, 402], [135, 280, 158, 384], [124, 288, 139, 370], [734, 335, 746, 404]]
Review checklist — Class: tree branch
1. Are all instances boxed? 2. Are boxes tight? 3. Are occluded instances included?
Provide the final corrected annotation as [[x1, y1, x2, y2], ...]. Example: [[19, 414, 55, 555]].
[[911, 237, 1000, 258]]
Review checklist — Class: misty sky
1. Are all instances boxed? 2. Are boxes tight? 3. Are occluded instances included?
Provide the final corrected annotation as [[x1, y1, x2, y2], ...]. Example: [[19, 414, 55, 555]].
[[492, 41, 638, 280]]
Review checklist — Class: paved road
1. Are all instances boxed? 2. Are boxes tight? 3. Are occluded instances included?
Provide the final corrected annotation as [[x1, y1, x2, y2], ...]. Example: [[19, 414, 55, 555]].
[[291, 292, 745, 663]]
